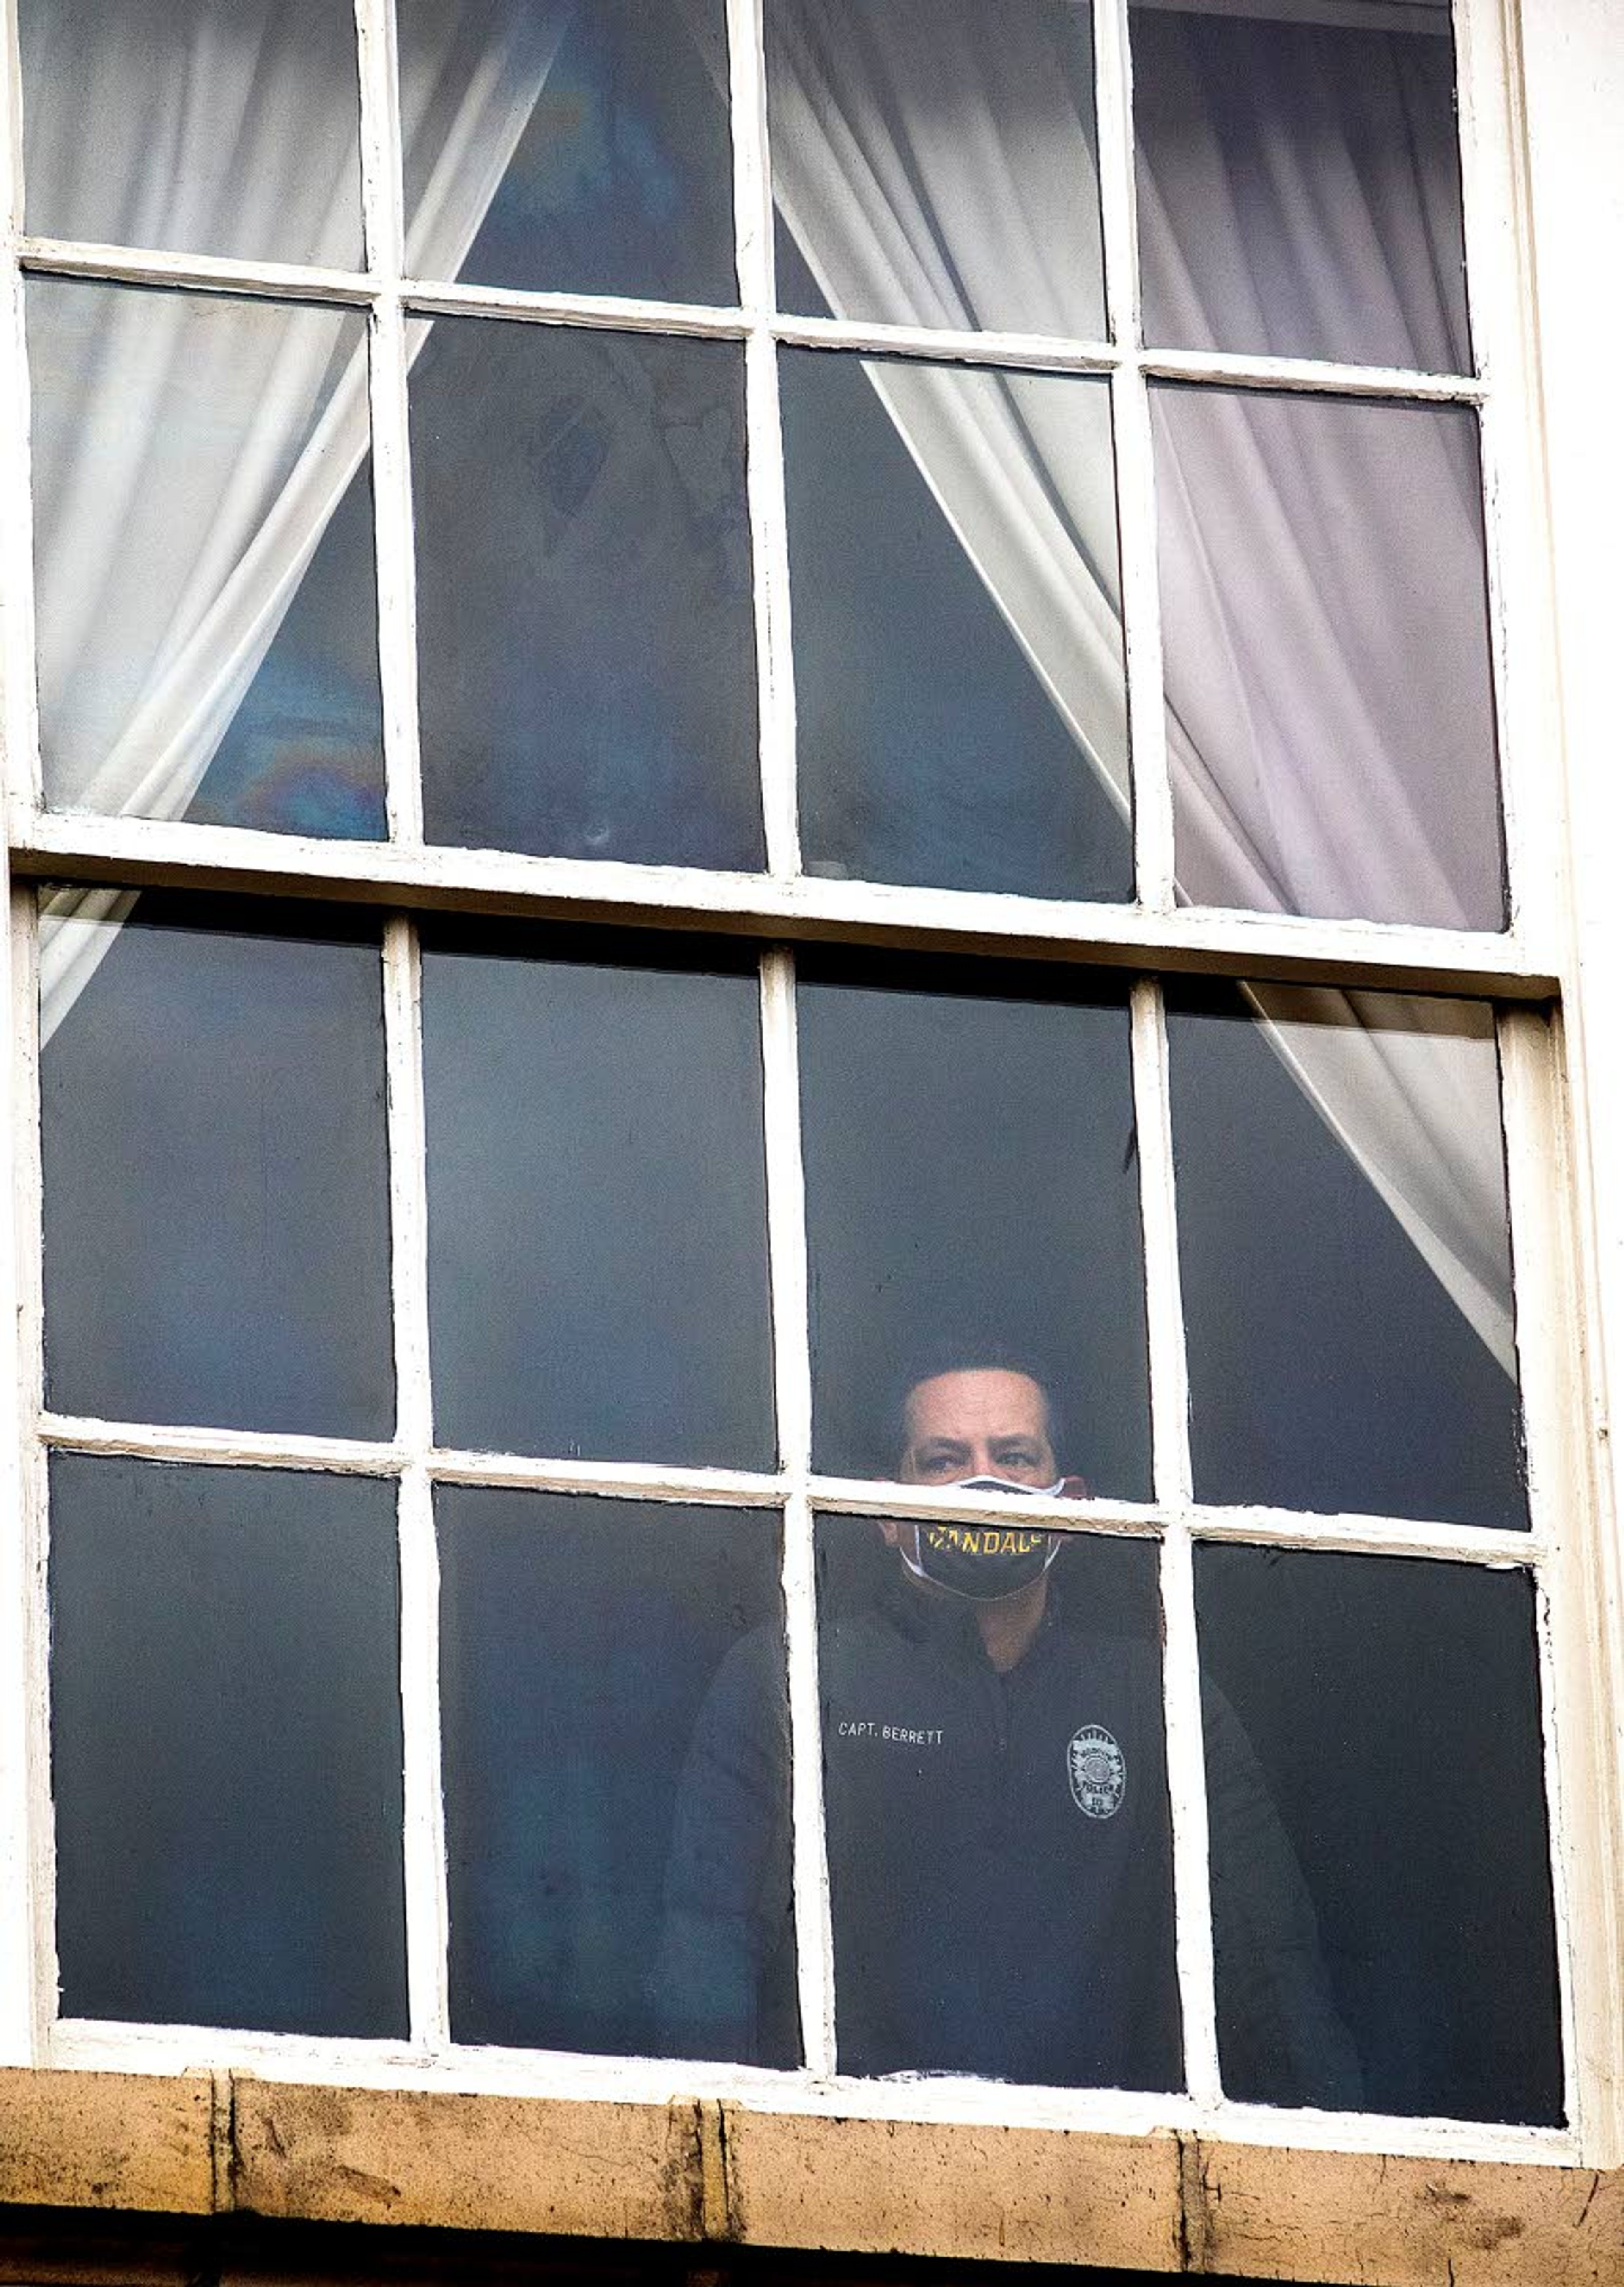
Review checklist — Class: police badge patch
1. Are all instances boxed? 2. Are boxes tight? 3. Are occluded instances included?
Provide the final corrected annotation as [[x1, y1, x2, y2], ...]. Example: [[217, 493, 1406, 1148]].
[[1068, 1723, 1126, 1818]]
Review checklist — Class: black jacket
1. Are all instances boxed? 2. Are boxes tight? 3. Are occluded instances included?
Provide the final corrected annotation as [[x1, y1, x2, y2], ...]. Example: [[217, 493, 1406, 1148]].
[[661, 1571, 1361, 2101]]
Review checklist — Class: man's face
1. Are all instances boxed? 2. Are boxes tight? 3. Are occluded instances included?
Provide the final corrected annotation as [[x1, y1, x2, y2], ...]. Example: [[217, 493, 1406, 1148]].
[[895, 1368, 1057, 1489]]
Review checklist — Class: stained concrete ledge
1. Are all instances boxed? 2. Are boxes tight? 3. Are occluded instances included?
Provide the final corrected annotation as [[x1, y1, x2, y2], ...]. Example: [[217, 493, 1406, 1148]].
[[716, 2110, 1181, 2271], [0, 2070, 212, 2216], [0, 2068, 1622, 2285], [230, 2082, 697, 2243]]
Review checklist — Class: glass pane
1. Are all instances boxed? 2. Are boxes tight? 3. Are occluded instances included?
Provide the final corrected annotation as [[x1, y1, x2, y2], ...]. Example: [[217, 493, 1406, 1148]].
[[1167, 984, 1525, 1530], [50, 1454, 406, 2035], [1152, 386, 1503, 930], [766, 0, 1105, 339], [422, 931, 775, 1468], [41, 896, 395, 1440], [440, 1488, 796, 2063], [1133, 0, 1470, 372], [29, 280, 385, 840], [400, 0, 736, 305], [816, 1517, 1175, 2085], [413, 319, 762, 870], [783, 351, 1130, 899], [22, 0, 363, 269], [1197, 1546, 1562, 2122], [798, 963, 1150, 1498]]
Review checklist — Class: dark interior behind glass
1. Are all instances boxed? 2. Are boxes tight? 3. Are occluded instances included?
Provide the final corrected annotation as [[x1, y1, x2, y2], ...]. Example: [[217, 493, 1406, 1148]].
[[412, 319, 762, 872], [422, 930, 776, 1469], [782, 348, 1130, 902], [798, 960, 1150, 1496], [1198, 1544, 1562, 2122], [41, 894, 395, 1440], [816, 1516, 1177, 2089], [1168, 981, 1526, 1530], [439, 1487, 796, 2064], [50, 1453, 406, 2036]]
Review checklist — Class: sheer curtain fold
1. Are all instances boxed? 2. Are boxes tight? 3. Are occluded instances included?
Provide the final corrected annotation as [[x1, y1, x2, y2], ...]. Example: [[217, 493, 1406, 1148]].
[[758, 0, 1514, 1374], [35, 0, 562, 1042], [33, 0, 1514, 1377]]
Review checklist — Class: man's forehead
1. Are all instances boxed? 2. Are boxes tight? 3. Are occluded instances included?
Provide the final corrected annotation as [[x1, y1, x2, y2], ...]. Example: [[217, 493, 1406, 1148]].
[[903, 1368, 1051, 1442]]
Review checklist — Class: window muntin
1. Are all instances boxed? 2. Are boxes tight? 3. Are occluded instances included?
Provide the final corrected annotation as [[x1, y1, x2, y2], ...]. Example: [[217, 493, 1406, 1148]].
[[11, 0, 1516, 952], [0, 0, 1592, 2178], [26, 891, 1564, 2133]]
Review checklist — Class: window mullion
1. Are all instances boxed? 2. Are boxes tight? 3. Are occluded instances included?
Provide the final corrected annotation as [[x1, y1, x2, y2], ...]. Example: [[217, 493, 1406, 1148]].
[[1096, 0, 1173, 915], [1130, 976, 1220, 2107], [0, 51, 44, 2074], [760, 946, 832, 2081], [1, 885, 47, 2063], [729, 0, 800, 881], [1498, 1004, 1624, 2162], [1, 5, 38, 831], [355, 0, 423, 848], [1451, 0, 1574, 977], [1131, 978, 1192, 1509], [383, 913, 447, 2053]]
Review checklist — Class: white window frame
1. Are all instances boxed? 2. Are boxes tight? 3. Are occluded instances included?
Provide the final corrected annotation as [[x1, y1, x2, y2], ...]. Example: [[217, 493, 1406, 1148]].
[[0, 0, 1615, 2193]]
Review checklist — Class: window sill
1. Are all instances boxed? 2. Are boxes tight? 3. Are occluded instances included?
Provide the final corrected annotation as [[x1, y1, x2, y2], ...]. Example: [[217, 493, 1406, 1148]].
[[0, 2069, 1618, 2284]]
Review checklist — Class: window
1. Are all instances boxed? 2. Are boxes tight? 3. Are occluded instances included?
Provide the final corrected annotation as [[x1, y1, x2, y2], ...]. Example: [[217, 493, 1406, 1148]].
[[0, 0, 1619, 2251]]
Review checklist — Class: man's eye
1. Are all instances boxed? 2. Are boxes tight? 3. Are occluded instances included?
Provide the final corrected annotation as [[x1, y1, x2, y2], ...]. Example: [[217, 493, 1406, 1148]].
[[919, 1453, 960, 1476]]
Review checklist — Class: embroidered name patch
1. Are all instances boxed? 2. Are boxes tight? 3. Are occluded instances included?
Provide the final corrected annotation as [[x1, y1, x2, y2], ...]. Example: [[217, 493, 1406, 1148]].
[[1068, 1723, 1126, 1818]]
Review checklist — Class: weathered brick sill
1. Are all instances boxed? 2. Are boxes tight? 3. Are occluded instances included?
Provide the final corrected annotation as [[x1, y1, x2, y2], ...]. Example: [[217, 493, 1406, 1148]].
[[0, 2070, 1619, 2284]]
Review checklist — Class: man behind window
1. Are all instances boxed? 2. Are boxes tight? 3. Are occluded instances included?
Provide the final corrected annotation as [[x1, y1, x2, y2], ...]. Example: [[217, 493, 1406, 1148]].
[[660, 1360, 1359, 2103]]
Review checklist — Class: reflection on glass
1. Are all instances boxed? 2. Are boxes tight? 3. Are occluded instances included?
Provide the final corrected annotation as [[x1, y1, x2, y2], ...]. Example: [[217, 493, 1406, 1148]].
[[1167, 983, 1525, 1529], [22, 0, 363, 269], [1133, 0, 1470, 372], [783, 351, 1130, 899], [816, 1516, 1175, 2086], [442, 1488, 796, 2062], [422, 932, 775, 1467], [413, 319, 761, 869], [29, 280, 385, 839], [1152, 386, 1503, 929], [50, 1453, 406, 2035], [767, 0, 1105, 339], [798, 963, 1150, 1497], [41, 897, 394, 1440], [400, 0, 735, 305], [1198, 1545, 1562, 2122]]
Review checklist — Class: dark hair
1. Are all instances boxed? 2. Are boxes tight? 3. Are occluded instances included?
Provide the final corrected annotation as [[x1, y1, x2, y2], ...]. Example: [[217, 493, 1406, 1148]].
[[890, 1350, 1063, 1467]]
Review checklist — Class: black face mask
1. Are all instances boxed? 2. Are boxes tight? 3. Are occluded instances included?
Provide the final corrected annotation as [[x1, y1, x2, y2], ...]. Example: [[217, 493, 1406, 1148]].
[[898, 1477, 1063, 1602]]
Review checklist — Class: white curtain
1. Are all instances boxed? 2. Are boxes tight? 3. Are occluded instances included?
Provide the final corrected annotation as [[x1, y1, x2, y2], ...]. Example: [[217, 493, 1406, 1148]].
[[755, 0, 1516, 1375], [32, 0, 1514, 1375], [30, 0, 564, 1040]]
